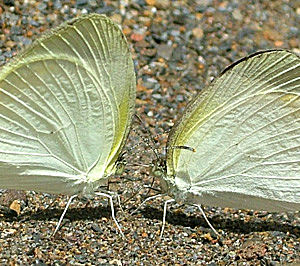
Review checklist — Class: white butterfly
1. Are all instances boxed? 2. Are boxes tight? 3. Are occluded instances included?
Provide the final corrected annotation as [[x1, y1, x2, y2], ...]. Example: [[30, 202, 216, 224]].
[[0, 14, 136, 236], [147, 50, 300, 236]]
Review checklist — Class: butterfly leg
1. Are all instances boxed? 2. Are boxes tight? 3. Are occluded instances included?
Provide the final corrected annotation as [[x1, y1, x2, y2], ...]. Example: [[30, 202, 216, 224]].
[[131, 194, 164, 215], [195, 204, 219, 236], [116, 193, 125, 214], [160, 198, 175, 238], [53, 194, 77, 236], [95, 192, 125, 239]]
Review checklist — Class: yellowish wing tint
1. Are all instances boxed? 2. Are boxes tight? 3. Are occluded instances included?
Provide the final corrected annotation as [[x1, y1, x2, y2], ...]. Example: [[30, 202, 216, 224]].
[[167, 50, 300, 211], [0, 14, 135, 195]]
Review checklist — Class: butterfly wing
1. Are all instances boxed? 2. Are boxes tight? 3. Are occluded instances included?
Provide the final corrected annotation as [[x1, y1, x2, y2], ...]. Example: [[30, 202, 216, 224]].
[[0, 14, 135, 195], [166, 50, 300, 211]]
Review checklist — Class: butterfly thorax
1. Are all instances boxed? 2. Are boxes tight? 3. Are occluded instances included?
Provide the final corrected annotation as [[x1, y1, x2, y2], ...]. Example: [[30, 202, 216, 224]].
[[151, 159, 192, 205]]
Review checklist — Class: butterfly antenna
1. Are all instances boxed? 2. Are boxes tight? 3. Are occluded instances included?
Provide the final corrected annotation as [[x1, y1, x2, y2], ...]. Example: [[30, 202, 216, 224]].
[[163, 145, 195, 164], [126, 162, 150, 167], [120, 143, 149, 164], [95, 192, 125, 238], [118, 129, 156, 167], [167, 145, 196, 153], [134, 114, 161, 160], [160, 198, 175, 238], [144, 177, 156, 197], [195, 204, 220, 236], [52, 194, 77, 236]]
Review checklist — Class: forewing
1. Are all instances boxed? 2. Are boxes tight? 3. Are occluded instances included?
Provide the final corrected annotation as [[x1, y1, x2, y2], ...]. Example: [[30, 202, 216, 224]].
[[167, 50, 300, 211], [0, 14, 135, 194]]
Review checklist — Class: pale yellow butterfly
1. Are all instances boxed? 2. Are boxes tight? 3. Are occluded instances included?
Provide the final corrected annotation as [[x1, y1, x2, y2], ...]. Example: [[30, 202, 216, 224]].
[[0, 14, 136, 236], [150, 50, 300, 236]]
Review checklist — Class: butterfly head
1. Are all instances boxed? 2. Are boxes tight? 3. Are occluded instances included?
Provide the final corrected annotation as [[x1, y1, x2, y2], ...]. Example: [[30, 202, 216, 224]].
[[113, 152, 127, 176]]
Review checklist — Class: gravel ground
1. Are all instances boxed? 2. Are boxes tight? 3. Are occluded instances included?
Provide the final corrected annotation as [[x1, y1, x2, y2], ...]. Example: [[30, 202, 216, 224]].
[[0, 0, 299, 265]]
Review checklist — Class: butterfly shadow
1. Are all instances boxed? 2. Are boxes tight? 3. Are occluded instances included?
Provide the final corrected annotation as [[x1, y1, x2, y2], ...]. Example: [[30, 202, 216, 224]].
[[140, 206, 300, 237], [0, 204, 115, 224]]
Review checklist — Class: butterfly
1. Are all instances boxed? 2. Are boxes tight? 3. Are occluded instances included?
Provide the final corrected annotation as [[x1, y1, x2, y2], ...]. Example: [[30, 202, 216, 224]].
[[149, 50, 300, 236], [0, 14, 136, 236]]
